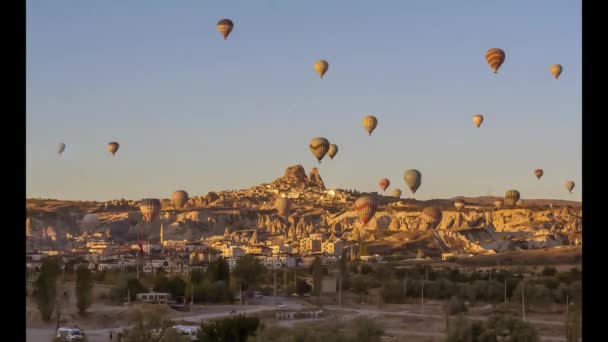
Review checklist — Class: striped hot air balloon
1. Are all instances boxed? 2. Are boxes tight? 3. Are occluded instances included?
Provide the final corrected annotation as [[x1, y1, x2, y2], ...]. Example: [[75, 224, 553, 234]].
[[485, 48, 506, 74], [314, 60, 329, 79], [139, 198, 161, 223], [171, 190, 189, 209], [379, 178, 390, 192], [309, 137, 330, 163], [354, 196, 378, 225], [404, 169, 422, 194], [534, 169, 544, 180], [362, 115, 378, 136], [107, 142, 120, 156], [504, 190, 520, 206], [217, 19, 234, 40], [473, 114, 484, 128], [328, 144, 339, 159], [550, 64, 563, 79]]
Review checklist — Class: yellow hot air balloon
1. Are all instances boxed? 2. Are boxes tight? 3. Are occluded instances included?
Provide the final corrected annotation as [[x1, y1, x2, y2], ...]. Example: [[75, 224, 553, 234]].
[[473, 114, 484, 128], [328, 144, 339, 159], [565, 180, 575, 193], [362, 115, 378, 136], [550, 64, 563, 80], [485, 48, 505, 74], [217, 19, 234, 40], [107, 142, 120, 156], [314, 60, 329, 79]]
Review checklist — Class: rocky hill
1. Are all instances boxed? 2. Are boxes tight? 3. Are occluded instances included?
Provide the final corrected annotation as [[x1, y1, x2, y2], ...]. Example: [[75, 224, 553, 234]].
[[26, 165, 582, 256]]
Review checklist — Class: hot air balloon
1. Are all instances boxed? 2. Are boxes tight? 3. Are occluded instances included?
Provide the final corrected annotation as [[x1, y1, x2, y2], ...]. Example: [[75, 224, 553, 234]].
[[404, 169, 422, 194], [275, 196, 291, 219], [504, 190, 520, 206], [516, 199, 523, 207], [82, 214, 100, 232], [379, 178, 390, 192], [565, 180, 575, 193], [217, 19, 234, 40], [392, 188, 402, 199], [550, 64, 563, 80], [473, 114, 484, 128], [534, 169, 544, 180], [314, 60, 329, 79], [309, 137, 330, 163], [485, 48, 505, 74], [57, 143, 66, 155], [172, 190, 189, 210], [494, 199, 504, 208], [454, 199, 465, 209], [107, 142, 120, 156], [362, 115, 378, 136], [328, 144, 339, 159], [139, 198, 161, 223], [354, 196, 378, 225], [421, 207, 443, 228]]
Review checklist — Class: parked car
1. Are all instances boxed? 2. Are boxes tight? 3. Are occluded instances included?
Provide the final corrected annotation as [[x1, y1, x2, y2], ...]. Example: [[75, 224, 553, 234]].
[[172, 325, 199, 341], [56, 327, 85, 341]]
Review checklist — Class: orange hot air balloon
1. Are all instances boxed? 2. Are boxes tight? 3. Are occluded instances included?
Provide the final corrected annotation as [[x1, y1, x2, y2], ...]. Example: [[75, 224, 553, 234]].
[[378, 178, 390, 192], [217, 19, 234, 40], [314, 60, 329, 79], [534, 169, 544, 180], [485, 48, 505, 74], [354, 196, 378, 225], [473, 114, 484, 128], [362, 115, 378, 136], [107, 142, 120, 156], [550, 64, 563, 79]]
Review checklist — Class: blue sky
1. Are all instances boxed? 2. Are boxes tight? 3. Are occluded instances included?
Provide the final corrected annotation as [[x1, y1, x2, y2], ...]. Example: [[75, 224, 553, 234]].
[[26, 0, 582, 202]]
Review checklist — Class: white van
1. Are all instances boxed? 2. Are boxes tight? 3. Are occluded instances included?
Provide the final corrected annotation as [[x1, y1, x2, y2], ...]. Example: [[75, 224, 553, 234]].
[[56, 327, 85, 341], [172, 325, 199, 341]]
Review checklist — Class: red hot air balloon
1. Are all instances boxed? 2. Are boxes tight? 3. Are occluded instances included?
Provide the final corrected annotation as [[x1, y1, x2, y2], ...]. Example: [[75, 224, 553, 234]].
[[378, 178, 390, 192], [354, 196, 378, 225]]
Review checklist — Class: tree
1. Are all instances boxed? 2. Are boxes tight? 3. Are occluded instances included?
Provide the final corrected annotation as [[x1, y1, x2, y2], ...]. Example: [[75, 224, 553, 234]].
[[311, 257, 323, 296], [205, 257, 231, 284], [75, 267, 93, 314], [119, 310, 189, 342], [167, 277, 186, 298], [353, 318, 384, 342], [153, 272, 170, 293], [446, 296, 467, 315], [232, 255, 266, 291], [565, 301, 581, 342], [295, 278, 311, 296], [197, 315, 260, 342], [446, 313, 539, 342], [191, 268, 204, 285], [541, 266, 558, 277], [34, 258, 61, 321]]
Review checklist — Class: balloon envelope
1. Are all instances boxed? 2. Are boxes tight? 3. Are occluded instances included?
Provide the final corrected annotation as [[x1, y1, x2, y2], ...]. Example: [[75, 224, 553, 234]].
[[379, 178, 390, 192], [314, 60, 329, 79], [107, 142, 120, 156], [550, 64, 563, 79], [139, 198, 161, 223], [485, 48, 506, 73], [309, 137, 330, 163], [473, 114, 484, 128], [275, 196, 291, 218], [362, 115, 378, 136], [565, 180, 575, 193], [534, 169, 544, 180], [328, 144, 339, 159], [354, 196, 378, 225], [57, 143, 66, 155], [404, 169, 422, 194], [504, 190, 520, 206], [392, 188, 402, 198], [217, 19, 234, 40], [172, 190, 189, 209]]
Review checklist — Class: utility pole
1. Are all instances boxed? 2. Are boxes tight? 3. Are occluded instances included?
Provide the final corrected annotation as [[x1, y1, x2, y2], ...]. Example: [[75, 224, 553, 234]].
[[421, 280, 424, 314], [404, 272, 408, 298], [273, 263, 277, 297], [239, 283, 242, 306], [127, 288, 130, 305], [566, 295, 569, 315], [190, 282, 194, 306], [338, 272, 342, 307], [136, 251, 139, 279], [521, 281, 526, 321], [284, 269, 287, 296], [504, 279, 507, 304]]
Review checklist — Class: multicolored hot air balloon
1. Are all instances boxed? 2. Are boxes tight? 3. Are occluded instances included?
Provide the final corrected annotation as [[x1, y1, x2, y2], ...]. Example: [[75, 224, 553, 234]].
[[392, 188, 402, 199], [309, 137, 330, 163], [379, 178, 390, 192], [362, 115, 378, 136], [504, 190, 520, 206], [565, 180, 575, 193], [485, 48, 505, 74], [421, 207, 443, 228], [404, 169, 422, 194], [171, 190, 189, 209], [550, 64, 563, 80], [217, 19, 234, 40], [107, 142, 120, 156], [314, 60, 329, 79], [473, 114, 484, 128], [534, 169, 544, 180], [275, 196, 291, 219], [139, 198, 161, 223], [354, 196, 378, 225], [494, 199, 504, 208], [328, 144, 339, 159], [454, 199, 465, 209], [57, 143, 66, 155]]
